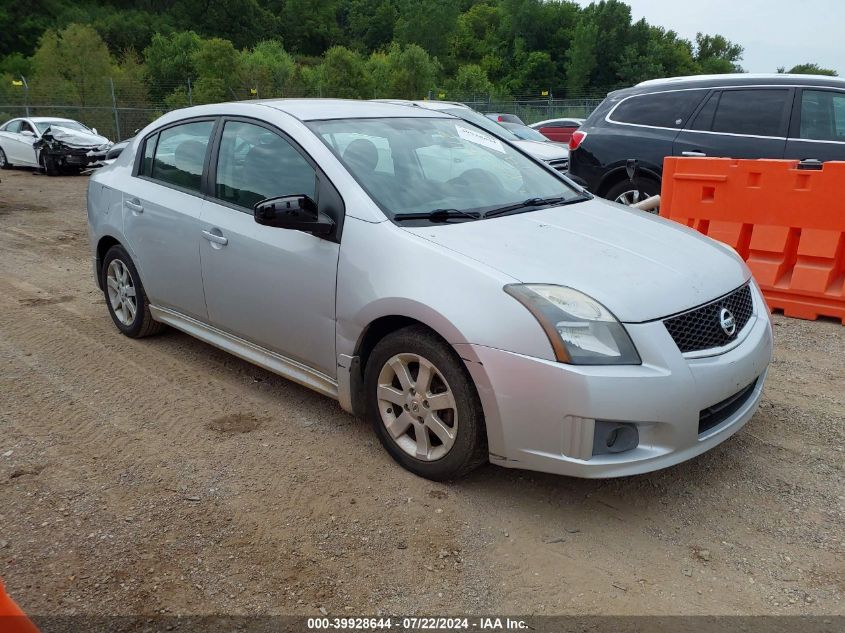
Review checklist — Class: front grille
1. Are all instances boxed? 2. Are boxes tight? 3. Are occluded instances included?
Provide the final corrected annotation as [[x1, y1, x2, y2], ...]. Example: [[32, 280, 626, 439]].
[[663, 284, 753, 353], [699, 379, 758, 434]]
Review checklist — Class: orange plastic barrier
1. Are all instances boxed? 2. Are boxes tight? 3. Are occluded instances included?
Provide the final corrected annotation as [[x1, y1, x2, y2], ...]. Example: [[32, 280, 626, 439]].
[[0, 579, 40, 633], [661, 157, 845, 324]]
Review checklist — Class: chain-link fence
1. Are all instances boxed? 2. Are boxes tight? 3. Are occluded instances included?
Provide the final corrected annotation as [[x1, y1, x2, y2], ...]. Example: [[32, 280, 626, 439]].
[[0, 77, 604, 142]]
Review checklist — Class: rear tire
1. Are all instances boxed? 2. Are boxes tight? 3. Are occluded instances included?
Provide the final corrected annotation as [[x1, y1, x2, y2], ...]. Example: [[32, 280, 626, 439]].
[[101, 245, 164, 338], [0, 147, 11, 169], [605, 176, 661, 213], [364, 325, 488, 480]]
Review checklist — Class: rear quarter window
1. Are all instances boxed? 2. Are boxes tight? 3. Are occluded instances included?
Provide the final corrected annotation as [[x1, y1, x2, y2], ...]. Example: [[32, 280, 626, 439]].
[[609, 90, 707, 128]]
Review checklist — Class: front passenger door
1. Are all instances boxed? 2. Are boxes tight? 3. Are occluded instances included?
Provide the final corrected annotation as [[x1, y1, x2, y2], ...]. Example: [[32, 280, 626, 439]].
[[784, 88, 845, 161], [199, 119, 341, 377]]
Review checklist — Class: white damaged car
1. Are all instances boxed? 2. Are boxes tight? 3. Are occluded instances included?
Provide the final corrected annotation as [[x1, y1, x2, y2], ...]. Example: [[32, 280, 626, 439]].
[[0, 117, 112, 175]]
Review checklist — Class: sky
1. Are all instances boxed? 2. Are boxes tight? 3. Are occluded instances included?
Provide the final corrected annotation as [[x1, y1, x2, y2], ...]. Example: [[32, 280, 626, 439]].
[[574, 0, 843, 75]]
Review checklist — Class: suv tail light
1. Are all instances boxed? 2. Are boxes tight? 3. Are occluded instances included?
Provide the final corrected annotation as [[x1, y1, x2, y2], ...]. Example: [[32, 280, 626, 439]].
[[569, 130, 587, 151]]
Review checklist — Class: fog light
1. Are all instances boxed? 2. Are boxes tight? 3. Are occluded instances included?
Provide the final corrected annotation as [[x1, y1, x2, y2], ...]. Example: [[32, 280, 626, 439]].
[[592, 421, 639, 456]]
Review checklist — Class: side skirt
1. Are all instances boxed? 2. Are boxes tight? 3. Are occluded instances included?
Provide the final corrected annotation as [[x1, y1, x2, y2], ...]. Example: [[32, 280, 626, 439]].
[[149, 305, 339, 400]]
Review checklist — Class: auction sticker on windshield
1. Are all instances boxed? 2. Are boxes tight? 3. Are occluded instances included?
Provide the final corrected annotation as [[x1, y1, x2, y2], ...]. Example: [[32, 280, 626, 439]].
[[456, 125, 504, 153]]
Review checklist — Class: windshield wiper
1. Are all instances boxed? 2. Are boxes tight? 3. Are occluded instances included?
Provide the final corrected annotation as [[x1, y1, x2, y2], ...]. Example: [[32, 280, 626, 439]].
[[482, 195, 588, 219], [393, 208, 481, 223]]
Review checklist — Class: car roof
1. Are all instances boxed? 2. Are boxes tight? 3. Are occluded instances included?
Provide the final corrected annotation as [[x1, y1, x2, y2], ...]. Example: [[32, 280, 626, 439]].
[[625, 73, 845, 95], [255, 98, 447, 120], [373, 99, 468, 112], [28, 117, 78, 123]]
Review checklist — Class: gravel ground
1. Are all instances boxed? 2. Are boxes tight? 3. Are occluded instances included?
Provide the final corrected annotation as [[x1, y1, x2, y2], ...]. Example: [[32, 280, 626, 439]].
[[0, 168, 842, 617]]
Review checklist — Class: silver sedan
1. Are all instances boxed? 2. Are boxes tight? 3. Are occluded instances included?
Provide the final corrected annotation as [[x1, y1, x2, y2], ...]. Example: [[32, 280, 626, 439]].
[[87, 99, 772, 480]]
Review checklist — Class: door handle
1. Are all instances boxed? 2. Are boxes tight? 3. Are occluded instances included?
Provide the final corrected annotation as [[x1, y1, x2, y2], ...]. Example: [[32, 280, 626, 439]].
[[124, 198, 144, 213], [682, 150, 707, 157], [202, 229, 228, 246]]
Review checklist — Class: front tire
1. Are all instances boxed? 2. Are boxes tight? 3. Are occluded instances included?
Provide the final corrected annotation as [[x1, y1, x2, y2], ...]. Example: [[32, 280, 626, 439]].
[[101, 245, 164, 338], [0, 147, 11, 169], [39, 152, 60, 176], [364, 325, 487, 480]]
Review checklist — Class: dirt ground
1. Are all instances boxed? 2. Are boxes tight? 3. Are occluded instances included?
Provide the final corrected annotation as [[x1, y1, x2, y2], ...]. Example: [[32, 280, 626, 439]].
[[0, 167, 842, 617]]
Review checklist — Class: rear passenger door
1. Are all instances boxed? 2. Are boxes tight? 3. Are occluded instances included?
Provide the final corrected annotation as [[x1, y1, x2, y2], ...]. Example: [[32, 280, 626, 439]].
[[674, 88, 793, 159], [784, 88, 845, 161], [122, 118, 216, 321], [199, 118, 341, 377]]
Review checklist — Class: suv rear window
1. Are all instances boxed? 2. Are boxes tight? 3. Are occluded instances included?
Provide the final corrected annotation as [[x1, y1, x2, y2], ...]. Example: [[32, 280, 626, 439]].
[[610, 90, 706, 128]]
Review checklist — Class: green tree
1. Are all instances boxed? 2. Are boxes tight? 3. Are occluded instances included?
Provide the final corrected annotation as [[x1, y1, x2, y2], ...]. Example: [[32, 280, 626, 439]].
[[785, 63, 838, 76], [448, 64, 493, 98], [240, 40, 296, 98], [694, 33, 743, 73], [388, 43, 439, 99], [31, 23, 114, 106], [144, 31, 201, 101], [192, 38, 241, 101], [346, 0, 396, 51], [565, 20, 598, 95], [451, 3, 503, 66], [319, 46, 372, 98], [367, 50, 393, 98], [93, 9, 174, 56], [0, 53, 31, 78], [281, 0, 341, 56], [394, 0, 459, 61], [172, 0, 278, 49]]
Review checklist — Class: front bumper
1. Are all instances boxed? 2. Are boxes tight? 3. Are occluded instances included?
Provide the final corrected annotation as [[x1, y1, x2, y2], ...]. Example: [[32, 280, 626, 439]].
[[459, 285, 773, 478]]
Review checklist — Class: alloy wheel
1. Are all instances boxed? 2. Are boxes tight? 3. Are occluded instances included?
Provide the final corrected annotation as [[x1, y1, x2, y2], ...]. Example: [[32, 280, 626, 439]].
[[376, 353, 458, 461], [106, 259, 137, 326], [614, 188, 659, 214]]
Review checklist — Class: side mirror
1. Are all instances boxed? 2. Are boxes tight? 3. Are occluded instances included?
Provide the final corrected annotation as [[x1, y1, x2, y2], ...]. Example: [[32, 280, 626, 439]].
[[20, 129, 35, 137], [254, 195, 334, 236]]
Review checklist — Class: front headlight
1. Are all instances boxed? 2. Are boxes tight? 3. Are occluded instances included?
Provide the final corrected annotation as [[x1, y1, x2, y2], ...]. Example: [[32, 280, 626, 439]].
[[504, 284, 640, 365]]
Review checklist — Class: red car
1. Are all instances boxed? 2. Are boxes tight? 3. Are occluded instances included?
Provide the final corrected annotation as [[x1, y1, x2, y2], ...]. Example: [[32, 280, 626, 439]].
[[530, 117, 584, 143]]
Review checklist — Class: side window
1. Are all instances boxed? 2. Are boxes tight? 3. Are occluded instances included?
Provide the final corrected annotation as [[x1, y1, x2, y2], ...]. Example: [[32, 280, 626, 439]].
[[5, 120, 22, 133], [799, 90, 845, 142], [689, 91, 719, 131], [140, 133, 158, 176], [711, 89, 790, 136], [215, 120, 316, 210], [19, 121, 35, 134], [151, 120, 214, 192], [611, 90, 706, 128]]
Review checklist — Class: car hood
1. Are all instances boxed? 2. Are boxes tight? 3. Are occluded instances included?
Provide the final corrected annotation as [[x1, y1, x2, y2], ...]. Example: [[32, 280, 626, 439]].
[[402, 198, 750, 323], [42, 125, 111, 148], [513, 139, 569, 161]]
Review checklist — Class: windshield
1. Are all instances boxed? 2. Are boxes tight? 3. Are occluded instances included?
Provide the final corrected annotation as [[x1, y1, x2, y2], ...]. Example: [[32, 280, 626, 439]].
[[440, 107, 520, 141], [310, 117, 583, 219], [35, 120, 90, 134], [501, 122, 549, 142]]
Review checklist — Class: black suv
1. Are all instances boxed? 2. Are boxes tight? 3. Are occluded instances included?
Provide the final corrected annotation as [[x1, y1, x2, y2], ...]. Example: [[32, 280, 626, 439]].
[[569, 74, 845, 204]]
